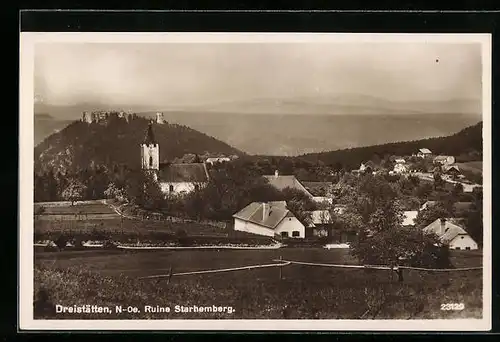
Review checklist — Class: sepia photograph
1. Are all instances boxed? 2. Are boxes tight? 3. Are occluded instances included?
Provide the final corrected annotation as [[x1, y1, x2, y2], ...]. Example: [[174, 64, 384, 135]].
[[19, 32, 491, 331]]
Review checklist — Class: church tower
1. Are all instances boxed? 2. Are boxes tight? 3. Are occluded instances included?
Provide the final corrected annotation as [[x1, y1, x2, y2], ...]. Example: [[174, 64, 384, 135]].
[[141, 122, 160, 174]]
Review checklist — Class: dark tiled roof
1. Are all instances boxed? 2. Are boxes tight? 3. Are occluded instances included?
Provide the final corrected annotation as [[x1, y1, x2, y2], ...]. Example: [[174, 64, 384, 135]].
[[263, 175, 313, 197], [158, 163, 209, 183], [423, 218, 470, 244], [143, 123, 157, 145], [302, 181, 333, 196], [233, 201, 295, 229]]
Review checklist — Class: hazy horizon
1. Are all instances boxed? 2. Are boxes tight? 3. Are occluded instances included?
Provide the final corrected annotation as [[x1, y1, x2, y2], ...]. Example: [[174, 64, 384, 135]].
[[34, 42, 482, 113]]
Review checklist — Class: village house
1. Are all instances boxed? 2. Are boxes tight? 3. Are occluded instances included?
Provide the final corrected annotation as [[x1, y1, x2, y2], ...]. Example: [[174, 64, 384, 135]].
[[417, 148, 433, 158], [420, 200, 438, 211], [442, 164, 461, 178], [205, 157, 231, 166], [263, 171, 332, 204], [305, 206, 355, 242], [393, 161, 409, 174], [433, 155, 456, 166], [141, 123, 209, 196], [402, 210, 418, 226], [302, 181, 334, 205], [233, 201, 305, 239], [305, 210, 332, 238], [423, 218, 478, 250]]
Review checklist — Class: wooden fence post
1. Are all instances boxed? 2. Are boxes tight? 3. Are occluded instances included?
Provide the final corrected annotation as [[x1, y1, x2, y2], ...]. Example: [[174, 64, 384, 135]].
[[396, 267, 404, 282], [279, 255, 283, 280], [167, 266, 173, 284]]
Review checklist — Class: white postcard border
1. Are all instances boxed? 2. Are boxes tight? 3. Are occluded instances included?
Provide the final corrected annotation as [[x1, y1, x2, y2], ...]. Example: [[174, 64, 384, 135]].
[[19, 32, 492, 331]]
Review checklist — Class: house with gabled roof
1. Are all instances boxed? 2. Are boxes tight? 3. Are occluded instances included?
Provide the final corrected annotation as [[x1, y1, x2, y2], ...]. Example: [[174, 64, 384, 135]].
[[433, 155, 455, 166], [263, 171, 332, 204], [423, 218, 478, 250], [140, 122, 209, 196], [417, 148, 432, 158], [233, 201, 305, 239]]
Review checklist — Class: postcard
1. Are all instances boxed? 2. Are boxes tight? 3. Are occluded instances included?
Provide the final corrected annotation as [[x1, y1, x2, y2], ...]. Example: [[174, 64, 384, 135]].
[[19, 32, 491, 331]]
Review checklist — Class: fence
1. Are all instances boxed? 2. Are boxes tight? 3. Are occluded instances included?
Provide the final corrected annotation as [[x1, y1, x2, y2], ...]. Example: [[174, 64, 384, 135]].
[[138, 257, 483, 282]]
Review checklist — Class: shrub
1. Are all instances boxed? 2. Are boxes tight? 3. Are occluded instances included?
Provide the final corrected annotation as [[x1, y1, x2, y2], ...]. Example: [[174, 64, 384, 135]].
[[54, 235, 68, 250]]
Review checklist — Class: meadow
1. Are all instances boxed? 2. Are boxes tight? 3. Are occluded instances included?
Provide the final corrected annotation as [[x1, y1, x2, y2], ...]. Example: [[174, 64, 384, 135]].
[[456, 161, 483, 175], [33, 248, 483, 320]]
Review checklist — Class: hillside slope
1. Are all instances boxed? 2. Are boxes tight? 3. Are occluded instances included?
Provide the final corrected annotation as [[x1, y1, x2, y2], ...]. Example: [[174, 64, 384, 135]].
[[296, 121, 482, 170], [34, 116, 244, 174]]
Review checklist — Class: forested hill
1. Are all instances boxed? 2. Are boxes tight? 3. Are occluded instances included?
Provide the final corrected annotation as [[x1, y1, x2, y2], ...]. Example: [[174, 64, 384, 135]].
[[296, 121, 482, 170], [34, 115, 244, 174]]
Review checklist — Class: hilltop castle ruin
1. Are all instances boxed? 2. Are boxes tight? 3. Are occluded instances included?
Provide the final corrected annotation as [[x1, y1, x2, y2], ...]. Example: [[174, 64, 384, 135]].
[[81, 110, 167, 125]]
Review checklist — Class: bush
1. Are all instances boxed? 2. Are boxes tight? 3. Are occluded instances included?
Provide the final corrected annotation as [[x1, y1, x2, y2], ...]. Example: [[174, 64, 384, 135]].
[[54, 235, 68, 250]]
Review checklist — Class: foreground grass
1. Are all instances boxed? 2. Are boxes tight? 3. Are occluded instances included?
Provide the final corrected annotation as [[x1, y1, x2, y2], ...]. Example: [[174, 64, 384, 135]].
[[33, 249, 483, 320]]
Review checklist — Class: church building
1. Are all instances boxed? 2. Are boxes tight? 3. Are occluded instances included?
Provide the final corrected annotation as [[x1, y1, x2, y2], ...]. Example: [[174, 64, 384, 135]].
[[141, 122, 210, 196]]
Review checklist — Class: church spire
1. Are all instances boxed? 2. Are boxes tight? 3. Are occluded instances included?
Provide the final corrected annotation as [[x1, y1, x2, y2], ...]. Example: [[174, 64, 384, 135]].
[[143, 122, 157, 145]]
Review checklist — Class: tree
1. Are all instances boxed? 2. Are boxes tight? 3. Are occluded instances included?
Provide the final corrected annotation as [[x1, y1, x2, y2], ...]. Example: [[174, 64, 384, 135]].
[[433, 171, 445, 190], [413, 202, 453, 229], [465, 189, 483, 245], [350, 201, 451, 269], [61, 179, 87, 205], [104, 182, 127, 202]]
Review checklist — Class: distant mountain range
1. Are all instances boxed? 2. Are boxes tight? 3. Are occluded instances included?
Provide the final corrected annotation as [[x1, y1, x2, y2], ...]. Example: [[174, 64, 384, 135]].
[[172, 94, 480, 116], [34, 94, 482, 155]]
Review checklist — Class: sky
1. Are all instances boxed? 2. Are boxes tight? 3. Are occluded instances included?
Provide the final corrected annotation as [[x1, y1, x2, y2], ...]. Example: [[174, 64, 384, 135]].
[[34, 42, 483, 109]]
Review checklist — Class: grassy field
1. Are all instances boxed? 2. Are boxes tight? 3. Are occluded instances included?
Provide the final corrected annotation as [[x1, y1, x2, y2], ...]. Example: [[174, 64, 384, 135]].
[[33, 248, 483, 320], [35, 203, 117, 215], [456, 161, 483, 175]]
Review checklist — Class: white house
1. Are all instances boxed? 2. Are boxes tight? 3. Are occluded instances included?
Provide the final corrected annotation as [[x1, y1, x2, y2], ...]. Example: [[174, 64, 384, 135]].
[[423, 218, 478, 250], [206, 157, 231, 165], [233, 201, 305, 239], [402, 210, 418, 226], [306, 210, 332, 237], [433, 155, 455, 166], [158, 163, 209, 195], [393, 162, 408, 174], [140, 123, 209, 196], [417, 148, 432, 158], [420, 200, 438, 211]]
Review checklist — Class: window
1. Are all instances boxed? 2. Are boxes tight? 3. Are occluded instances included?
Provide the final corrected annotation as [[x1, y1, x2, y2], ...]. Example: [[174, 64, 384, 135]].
[[455, 247, 460, 250], [281, 232, 289, 238], [149, 156, 153, 167], [169, 185, 174, 192], [292, 231, 300, 237], [194, 184, 199, 191], [466, 247, 471, 250]]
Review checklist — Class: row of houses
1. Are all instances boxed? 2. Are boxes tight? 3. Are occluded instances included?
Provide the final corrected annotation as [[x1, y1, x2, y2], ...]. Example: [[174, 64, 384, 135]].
[[233, 198, 479, 250], [356, 148, 463, 178]]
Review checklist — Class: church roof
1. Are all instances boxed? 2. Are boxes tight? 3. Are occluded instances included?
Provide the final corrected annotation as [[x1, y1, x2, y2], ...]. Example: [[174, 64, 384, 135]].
[[143, 123, 157, 145], [159, 163, 209, 183]]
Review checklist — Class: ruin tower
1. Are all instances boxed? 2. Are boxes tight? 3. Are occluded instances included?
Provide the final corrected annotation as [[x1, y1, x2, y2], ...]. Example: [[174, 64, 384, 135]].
[[156, 112, 165, 124], [82, 111, 92, 124], [140, 122, 160, 175]]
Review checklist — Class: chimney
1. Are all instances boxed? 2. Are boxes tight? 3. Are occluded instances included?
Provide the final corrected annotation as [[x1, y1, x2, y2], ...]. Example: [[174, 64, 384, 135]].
[[274, 170, 279, 178], [439, 218, 446, 235], [262, 203, 269, 221]]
